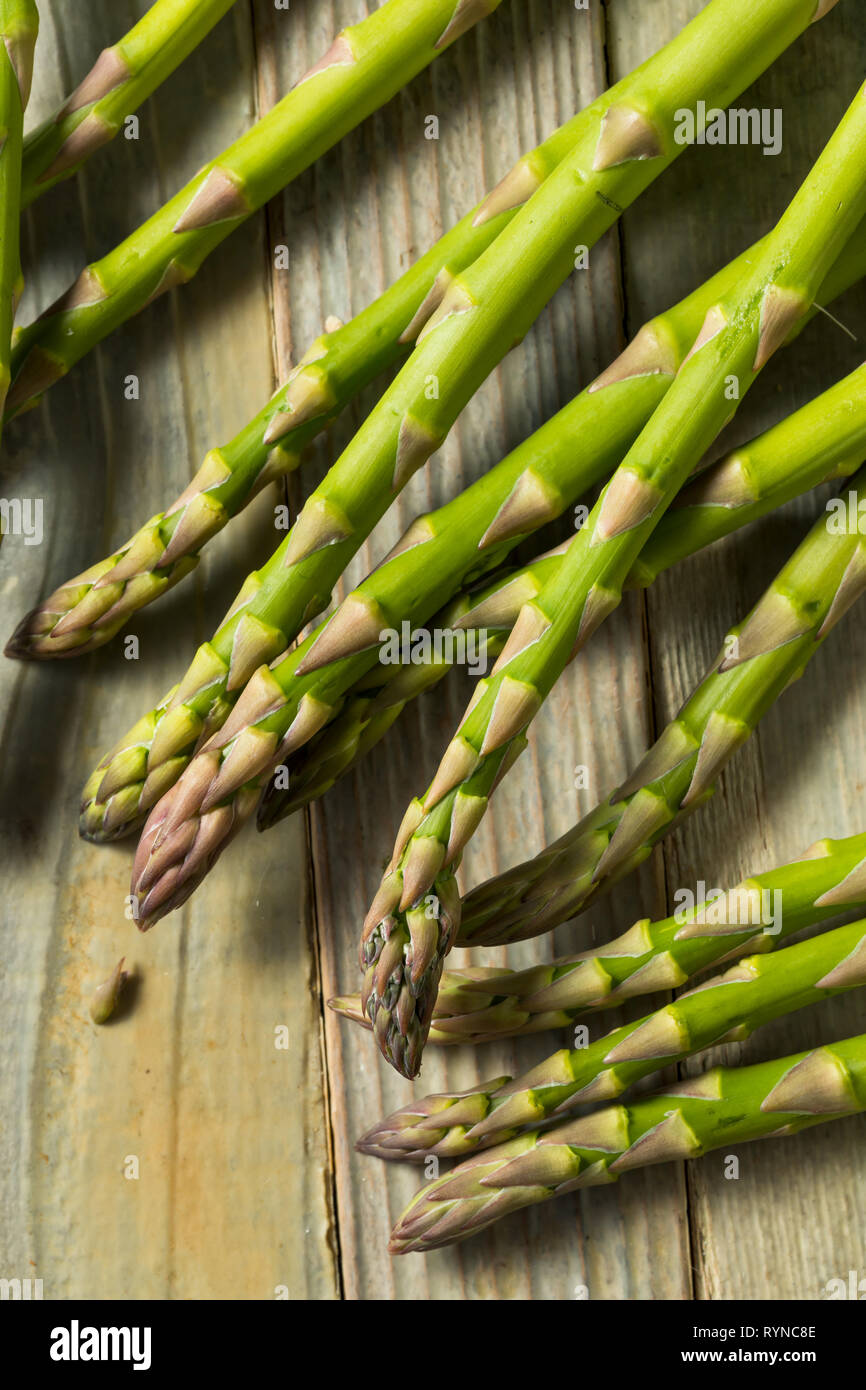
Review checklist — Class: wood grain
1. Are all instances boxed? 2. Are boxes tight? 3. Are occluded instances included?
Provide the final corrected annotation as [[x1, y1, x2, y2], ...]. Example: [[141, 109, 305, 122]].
[[1, 0, 863, 1302]]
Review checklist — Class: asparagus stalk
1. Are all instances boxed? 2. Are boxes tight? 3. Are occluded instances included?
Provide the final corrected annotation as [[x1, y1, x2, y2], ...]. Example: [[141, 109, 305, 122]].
[[0, 0, 37, 434], [462, 468, 866, 949], [388, 1032, 866, 1253], [333, 828, 866, 1043], [5, 0, 505, 417], [6, 111, 602, 661], [359, 915, 866, 1162], [81, 0, 825, 850], [262, 359, 866, 826], [360, 82, 866, 1078], [20, 0, 237, 206]]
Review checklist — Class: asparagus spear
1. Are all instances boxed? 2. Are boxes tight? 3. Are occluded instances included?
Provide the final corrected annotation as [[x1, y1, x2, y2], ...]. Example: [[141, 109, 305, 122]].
[[262, 359, 866, 826], [359, 915, 866, 1161], [21, 0, 237, 206], [333, 828, 866, 1043], [388, 1032, 866, 1253], [0, 0, 37, 435], [6, 106, 593, 659], [83, 0, 826, 849], [464, 468, 866, 950], [5, 0, 505, 417], [360, 81, 866, 1078]]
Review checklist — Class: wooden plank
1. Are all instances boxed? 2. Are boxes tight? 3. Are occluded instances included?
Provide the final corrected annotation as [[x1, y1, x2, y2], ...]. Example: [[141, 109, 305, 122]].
[[0, 0, 337, 1299]]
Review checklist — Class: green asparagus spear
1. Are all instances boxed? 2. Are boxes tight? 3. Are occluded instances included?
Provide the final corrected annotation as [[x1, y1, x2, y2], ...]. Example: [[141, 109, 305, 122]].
[[5, 0, 504, 417], [0, 0, 37, 436], [360, 80, 866, 1077], [359, 915, 866, 1161], [21, 0, 237, 206], [262, 358, 866, 826], [332, 828, 866, 1043], [388, 1031, 866, 1253], [7, 102, 592, 658]]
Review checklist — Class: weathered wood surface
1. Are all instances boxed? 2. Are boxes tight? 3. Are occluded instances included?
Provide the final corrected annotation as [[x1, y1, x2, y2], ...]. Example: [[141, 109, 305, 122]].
[[0, 0, 863, 1302]]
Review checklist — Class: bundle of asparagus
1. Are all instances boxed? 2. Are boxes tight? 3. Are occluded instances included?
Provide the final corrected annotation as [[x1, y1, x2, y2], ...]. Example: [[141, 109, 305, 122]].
[[388, 1032, 866, 1253], [113, 0, 836, 934], [8, 99, 591, 658], [358, 80, 866, 1077], [332, 829, 866, 1043], [264, 361, 866, 825], [359, 915, 866, 1159], [4, 0, 865, 1287], [77, 218, 865, 844], [458, 470, 866, 950]]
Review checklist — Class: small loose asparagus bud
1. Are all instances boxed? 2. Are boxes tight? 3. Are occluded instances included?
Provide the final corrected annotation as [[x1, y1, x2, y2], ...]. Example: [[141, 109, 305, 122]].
[[90, 958, 129, 1024]]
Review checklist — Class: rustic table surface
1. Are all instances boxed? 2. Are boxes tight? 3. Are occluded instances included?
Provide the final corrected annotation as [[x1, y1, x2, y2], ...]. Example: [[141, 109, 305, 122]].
[[2, 0, 864, 1301]]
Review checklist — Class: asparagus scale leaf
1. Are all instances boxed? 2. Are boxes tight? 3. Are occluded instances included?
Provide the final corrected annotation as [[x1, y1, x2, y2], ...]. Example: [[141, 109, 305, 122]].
[[361, 78, 866, 1077], [389, 1032, 866, 1254]]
